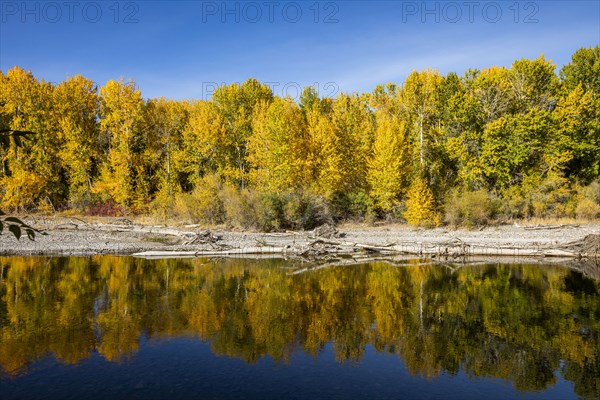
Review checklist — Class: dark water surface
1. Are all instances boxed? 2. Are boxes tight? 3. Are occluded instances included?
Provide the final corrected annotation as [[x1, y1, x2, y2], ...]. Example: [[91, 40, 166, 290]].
[[0, 256, 598, 399]]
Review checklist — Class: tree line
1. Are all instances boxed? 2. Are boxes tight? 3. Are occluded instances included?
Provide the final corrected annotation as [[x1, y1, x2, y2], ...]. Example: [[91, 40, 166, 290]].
[[1, 257, 598, 397], [1, 46, 598, 228]]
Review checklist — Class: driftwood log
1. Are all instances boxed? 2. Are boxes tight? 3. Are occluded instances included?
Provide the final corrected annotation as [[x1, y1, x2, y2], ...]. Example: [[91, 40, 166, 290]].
[[132, 234, 600, 260], [20, 217, 600, 261]]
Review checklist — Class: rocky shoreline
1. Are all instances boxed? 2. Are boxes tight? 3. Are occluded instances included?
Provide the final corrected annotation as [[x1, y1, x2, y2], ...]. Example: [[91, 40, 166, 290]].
[[0, 217, 598, 260]]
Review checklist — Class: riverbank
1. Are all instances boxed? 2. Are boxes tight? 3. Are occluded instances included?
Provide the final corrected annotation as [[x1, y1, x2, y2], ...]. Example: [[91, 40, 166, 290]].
[[0, 216, 598, 260]]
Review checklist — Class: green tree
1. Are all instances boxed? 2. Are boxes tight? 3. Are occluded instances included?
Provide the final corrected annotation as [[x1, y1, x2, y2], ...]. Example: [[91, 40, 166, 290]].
[[560, 46, 600, 94]]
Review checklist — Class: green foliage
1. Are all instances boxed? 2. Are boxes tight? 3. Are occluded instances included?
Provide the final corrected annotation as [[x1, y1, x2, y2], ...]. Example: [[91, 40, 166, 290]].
[[560, 45, 600, 94], [0, 212, 41, 240]]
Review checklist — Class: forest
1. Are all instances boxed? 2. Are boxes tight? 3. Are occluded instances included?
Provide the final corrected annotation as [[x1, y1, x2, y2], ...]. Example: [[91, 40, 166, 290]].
[[1, 257, 599, 398], [0, 46, 598, 229]]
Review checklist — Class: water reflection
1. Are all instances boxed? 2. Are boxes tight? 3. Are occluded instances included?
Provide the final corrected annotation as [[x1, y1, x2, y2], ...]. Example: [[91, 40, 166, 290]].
[[0, 257, 598, 398]]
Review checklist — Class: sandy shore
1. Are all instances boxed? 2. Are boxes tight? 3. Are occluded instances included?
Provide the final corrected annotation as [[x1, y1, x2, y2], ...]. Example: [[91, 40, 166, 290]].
[[0, 217, 598, 259]]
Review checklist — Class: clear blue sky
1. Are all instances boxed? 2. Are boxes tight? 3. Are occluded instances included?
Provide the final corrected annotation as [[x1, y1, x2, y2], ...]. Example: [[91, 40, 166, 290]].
[[1, 1, 599, 100]]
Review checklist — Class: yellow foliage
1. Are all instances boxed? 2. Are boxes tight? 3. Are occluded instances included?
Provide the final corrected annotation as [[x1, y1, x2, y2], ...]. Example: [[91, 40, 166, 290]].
[[248, 98, 309, 191], [173, 173, 224, 224], [367, 113, 409, 212], [305, 103, 343, 199], [576, 197, 600, 219], [0, 169, 46, 210], [404, 177, 441, 227]]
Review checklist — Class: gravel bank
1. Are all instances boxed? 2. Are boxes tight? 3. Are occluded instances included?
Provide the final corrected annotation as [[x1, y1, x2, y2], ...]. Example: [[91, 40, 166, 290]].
[[0, 217, 598, 258]]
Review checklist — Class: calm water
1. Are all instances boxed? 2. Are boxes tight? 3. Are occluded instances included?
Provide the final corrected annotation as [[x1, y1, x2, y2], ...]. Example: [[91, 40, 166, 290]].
[[0, 257, 599, 400]]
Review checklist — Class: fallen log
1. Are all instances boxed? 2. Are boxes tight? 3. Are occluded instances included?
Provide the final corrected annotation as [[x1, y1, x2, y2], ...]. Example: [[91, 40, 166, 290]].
[[133, 246, 288, 258], [524, 224, 580, 230]]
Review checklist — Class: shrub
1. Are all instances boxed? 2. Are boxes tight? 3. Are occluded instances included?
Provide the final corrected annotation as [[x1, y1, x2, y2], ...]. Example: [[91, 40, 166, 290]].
[[575, 180, 600, 220], [282, 192, 331, 230], [576, 198, 600, 220], [221, 184, 255, 228], [444, 189, 493, 227], [150, 188, 176, 220], [251, 191, 284, 231], [189, 173, 225, 224], [220, 187, 332, 231], [159, 173, 225, 225], [68, 191, 101, 213], [330, 190, 372, 222], [87, 200, 126, 217], [498, 174, 576, 220]]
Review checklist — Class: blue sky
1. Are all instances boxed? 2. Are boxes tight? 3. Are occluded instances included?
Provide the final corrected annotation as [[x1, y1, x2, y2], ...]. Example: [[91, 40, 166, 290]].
[[1, 1, 599, 100]]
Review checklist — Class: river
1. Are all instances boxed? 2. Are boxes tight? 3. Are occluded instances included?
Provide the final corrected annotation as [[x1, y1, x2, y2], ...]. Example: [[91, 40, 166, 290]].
[[0, 256, 598, 399]]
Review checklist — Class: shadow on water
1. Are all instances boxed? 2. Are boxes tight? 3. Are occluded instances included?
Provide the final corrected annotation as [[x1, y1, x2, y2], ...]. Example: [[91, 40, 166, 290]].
[[0, 256, 599, 399]]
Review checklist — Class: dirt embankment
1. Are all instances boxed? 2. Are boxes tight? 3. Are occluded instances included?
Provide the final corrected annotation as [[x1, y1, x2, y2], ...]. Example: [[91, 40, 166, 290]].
[[0, 217, 599, 261]]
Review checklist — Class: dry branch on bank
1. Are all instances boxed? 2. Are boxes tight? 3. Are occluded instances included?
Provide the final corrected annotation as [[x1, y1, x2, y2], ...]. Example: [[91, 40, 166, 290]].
[[524, 224, 581, 230], [131, 233, 600, 260]]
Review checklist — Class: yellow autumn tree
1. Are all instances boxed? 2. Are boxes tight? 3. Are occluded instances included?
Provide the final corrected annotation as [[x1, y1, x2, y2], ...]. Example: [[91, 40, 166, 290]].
[[404, 176, 441, 227], [54, 75, 100, 208], [143, 97, 189, 217], [178, 100, 227, 181], [367, 113, 410, 212], [330, 93, 375, 194], [210, 79, 274, 188], [247, 97, 309, 191], [304, 96, 343, 199], [0, 67, 60, 210], [93, 79, 146, 209], [400, 69, 443, 166]]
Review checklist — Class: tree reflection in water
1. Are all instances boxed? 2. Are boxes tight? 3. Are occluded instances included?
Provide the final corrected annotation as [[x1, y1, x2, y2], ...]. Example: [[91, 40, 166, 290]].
[[0, 257, 598, 398]]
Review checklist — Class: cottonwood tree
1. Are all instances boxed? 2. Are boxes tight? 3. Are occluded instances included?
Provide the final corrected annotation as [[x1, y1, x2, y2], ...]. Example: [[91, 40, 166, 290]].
[[367, 112, 409, 212], [54, 75, 101, 208], [94, 79, 146, 209], [210, 79, 273, 188], [248, 97, 309, 191]]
